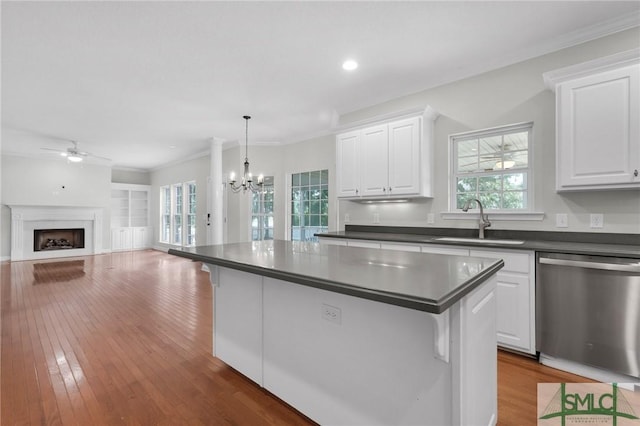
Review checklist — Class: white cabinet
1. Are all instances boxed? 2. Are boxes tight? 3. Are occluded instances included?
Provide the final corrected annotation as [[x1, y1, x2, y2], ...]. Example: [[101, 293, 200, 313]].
[[336, 131, 361, 197], [470, 248, 535, 355], [111, 227, 132, 252], [132, 227, 153, 249], [110, 183, 151, 251], [336, 107, 437, 200], [328, 237, 536, 354], [544, 49, 640, 191]]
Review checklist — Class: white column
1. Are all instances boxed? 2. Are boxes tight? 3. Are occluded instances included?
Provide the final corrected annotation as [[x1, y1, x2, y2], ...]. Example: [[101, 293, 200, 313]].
[[210, 138, 225, 245]]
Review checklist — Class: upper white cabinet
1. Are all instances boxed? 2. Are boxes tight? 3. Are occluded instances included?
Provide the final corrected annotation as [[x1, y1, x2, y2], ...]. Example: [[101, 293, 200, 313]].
[[544, 49, 640, 191], [336, 107, 438, 199]]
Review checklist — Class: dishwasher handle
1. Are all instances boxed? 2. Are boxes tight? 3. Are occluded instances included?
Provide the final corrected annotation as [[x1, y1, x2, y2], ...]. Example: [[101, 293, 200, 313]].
[[539, 256, 640, 272]]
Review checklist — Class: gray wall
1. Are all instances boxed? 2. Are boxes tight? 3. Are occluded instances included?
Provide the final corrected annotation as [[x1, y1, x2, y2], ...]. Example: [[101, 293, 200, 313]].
[[337, 27, 640, 234], [112, 168, 151, 185]]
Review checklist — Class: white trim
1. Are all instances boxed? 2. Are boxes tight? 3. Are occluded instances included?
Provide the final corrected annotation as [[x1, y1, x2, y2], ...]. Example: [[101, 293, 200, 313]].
[[441, 211, 545, 221], [333, 106, 438, 134], [543, 47, 640, 91]]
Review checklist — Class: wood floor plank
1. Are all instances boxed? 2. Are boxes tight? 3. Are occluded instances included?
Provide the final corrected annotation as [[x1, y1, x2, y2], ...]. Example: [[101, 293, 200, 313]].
[[2, 250, 593, 425]]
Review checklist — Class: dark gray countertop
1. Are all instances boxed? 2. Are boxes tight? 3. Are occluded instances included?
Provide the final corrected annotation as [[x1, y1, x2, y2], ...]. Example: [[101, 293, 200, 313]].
[[316, 226, 640, 258], [168, 240, 504, 314]]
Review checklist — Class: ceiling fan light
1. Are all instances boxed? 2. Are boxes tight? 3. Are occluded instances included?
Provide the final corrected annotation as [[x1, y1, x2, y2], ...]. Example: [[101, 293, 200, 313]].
[[494, 160, 515, 170], [68, 155, 83, 162]]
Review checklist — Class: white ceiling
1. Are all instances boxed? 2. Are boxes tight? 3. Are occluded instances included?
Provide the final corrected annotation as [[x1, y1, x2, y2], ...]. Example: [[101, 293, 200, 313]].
[[2, 1, 639, 170]]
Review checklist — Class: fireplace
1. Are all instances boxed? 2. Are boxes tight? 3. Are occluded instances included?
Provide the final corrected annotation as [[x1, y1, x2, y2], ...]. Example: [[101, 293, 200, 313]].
[[9, 205, 104, 261], [34, 228, 85, 252]]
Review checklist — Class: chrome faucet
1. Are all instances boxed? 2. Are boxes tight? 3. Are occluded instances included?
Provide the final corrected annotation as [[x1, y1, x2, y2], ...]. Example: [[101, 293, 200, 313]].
[[462, 198, 491, 239]]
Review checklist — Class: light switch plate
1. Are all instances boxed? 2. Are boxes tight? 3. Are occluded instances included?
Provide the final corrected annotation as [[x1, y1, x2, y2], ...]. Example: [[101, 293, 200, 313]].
[[373, 213, 380, 224], [556, 213, 568, 228], [427, 213, 435, 224]]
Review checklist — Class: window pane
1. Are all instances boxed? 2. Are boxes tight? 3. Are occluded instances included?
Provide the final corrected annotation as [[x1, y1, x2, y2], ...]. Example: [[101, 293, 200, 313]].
[[478, 193, 501, 209], [504, 132, 528, 151], [510, 151, 528, 169], [457, 177, 477, 193], [301, 172, 309, 186], [457, 139, 478, 158], [310, 201, 320, 214], [310, 170, 321, 185], [503, 173, 526, 191], [503, 191, 526, 209], [479, 136, 502, 156], [478, 175, 502, 192], [321, 170, 329, 185], [457, 156, 478, 173]]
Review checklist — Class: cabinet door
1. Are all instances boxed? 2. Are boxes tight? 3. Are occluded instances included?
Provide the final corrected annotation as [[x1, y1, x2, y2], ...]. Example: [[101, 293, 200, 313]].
[[360, 125, 389, 196], [111, 228, 132, 251], [470, 248, 534, 354], [557, 64, 640, 189], [336, 131, 361, 197], [388, 117, 421, 195], [492, 273, 532, 353], [132, 227, 152, 249]]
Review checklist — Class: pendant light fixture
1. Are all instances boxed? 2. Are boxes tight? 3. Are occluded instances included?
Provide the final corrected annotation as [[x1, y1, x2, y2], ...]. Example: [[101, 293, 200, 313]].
[[229, 115, 264, 193]]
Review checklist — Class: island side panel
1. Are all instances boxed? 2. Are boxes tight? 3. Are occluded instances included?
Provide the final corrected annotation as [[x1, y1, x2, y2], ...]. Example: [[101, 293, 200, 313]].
[[452, 274, 498, 425], [212, 266, 263, 386], [262, 276, 452, 426]]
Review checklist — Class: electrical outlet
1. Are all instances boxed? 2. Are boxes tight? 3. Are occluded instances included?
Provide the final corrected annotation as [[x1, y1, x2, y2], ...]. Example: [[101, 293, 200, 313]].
[[321, 303, 341, 325], [373, 213, 380, 224], [427, 213, 435, 224], [556, 213, 568, 228], [344, 213, 350, 223], [590, 213, 604, 229]]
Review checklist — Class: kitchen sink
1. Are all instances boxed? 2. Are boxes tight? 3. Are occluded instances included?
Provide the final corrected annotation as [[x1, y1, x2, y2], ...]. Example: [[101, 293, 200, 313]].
[[435, 237, 525, 245]]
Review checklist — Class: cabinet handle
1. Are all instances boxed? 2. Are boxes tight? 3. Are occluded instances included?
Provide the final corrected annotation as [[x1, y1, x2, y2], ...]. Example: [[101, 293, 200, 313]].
[[383, 188, 386, 192], [356, 189, 359, 194], [388, 187, 392, 192], [634, 169, 638, 177]]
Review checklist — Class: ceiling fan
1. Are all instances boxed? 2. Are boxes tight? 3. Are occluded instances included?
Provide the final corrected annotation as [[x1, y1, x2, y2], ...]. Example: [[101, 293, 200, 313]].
[[41, 141, 111, 163]]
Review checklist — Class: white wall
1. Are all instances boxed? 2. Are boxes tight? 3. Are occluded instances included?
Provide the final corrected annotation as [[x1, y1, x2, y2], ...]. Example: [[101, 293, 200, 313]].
[[337, 27, 640, 234], [222, 135, 336, 243], [1, 155, 112, 258]]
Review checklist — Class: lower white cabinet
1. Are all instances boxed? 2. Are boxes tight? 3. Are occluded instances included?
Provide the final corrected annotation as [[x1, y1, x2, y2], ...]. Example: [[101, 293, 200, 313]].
[[470, 248, 535, 355], [319, 237, 536, 354], [111, 227, 132, 251], [132, 227, 153, 249], [111, 226, 152, 251]]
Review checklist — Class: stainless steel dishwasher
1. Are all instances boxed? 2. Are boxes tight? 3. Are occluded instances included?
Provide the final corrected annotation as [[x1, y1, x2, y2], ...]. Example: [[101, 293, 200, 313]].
[[536, 252, 640, 378]]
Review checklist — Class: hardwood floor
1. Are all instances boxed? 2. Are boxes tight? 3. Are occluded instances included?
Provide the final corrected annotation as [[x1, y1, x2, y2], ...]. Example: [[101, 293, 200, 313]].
[[1, 250, 591, 425]]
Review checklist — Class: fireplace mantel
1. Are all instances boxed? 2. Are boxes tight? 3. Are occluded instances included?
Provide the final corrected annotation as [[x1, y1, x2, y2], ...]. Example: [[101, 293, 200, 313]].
[[9, 205, 104, 261]]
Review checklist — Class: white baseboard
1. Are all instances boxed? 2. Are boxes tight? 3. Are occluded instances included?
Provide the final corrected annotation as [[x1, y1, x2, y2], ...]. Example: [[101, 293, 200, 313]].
[[539, 353, 640, 383]]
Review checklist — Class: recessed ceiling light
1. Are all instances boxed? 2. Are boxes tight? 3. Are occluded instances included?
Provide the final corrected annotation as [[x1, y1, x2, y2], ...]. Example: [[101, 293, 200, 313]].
[[342, 60, 358, 71], [169, 145, 177, 149]]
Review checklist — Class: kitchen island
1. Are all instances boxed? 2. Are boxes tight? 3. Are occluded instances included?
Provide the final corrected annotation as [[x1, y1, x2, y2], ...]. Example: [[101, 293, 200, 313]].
[[169, 240, 503, 425]]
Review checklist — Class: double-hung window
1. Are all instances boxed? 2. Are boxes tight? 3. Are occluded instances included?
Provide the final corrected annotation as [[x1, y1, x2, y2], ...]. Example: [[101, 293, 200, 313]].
[[451, 122, 532, 211], [160, 181, 196, 246], [251, 176, 274, 241], [290, 169, 329, 242]]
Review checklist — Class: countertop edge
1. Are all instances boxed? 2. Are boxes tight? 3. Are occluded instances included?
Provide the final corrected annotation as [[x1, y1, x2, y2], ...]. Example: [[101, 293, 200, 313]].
[[168, 247, 504, 314], [316, 231, 640, 258]]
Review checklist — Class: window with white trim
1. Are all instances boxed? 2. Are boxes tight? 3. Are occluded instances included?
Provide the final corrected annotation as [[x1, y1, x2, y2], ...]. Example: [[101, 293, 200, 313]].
[[160, 181, 196, 246], [290, 169, 329, 242], [451, 122, 532, 211], [251, 176, 274, 241]]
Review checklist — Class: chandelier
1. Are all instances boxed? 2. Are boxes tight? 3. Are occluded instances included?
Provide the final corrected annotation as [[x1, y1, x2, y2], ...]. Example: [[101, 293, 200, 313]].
[[229, 115, 264, 193]]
